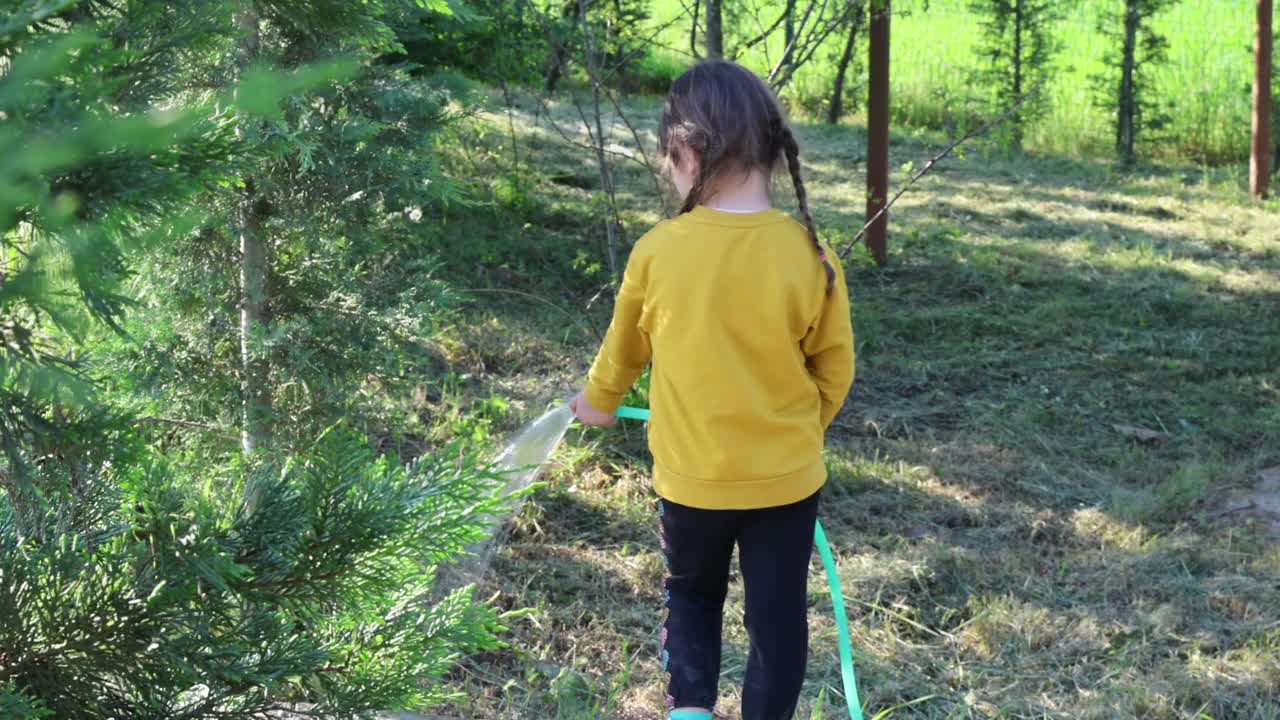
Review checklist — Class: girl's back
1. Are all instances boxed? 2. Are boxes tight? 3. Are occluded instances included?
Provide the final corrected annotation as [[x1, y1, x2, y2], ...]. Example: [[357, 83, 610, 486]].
[[613, 205, 850, 510]]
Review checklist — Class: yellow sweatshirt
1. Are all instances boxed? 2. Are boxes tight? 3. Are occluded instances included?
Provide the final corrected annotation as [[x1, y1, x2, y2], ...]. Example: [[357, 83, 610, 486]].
[[584, 205, 855, 510]]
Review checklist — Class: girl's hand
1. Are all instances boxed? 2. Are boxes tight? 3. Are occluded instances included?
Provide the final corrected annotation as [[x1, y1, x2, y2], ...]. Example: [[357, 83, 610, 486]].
[[569, 392, 616, 427]]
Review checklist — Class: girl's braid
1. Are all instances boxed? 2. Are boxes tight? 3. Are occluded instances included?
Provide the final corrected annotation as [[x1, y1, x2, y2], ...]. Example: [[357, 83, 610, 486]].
[[678, 127, 718, 215], [778, 125, 835, 295]]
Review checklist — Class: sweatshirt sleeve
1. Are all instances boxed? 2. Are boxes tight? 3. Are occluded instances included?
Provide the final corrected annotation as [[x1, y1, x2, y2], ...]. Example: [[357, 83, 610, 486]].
[[583, 246, 652, 414], [801, 250, 855, 430]]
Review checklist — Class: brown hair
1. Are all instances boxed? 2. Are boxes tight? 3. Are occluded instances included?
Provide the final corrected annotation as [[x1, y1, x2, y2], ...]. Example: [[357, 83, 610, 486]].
[[658, 60, 834, 294]]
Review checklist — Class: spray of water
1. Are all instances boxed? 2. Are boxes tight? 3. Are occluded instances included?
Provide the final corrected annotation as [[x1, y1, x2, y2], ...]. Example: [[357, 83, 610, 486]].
[[440, 404, 576, 590], [493, 404, 575, 471]]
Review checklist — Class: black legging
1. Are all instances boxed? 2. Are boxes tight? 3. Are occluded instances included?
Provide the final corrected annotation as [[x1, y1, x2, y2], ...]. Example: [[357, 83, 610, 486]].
[[658, 490, 820, 720]]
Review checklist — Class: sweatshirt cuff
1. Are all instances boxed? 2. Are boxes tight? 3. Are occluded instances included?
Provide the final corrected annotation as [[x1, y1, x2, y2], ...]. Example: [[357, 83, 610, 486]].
[[583, 383, 624, 415]]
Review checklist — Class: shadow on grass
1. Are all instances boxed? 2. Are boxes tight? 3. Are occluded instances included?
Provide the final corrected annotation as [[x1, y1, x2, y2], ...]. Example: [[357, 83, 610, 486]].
[[817, 446, 1280, 718], [808, 199, 1279, 716]]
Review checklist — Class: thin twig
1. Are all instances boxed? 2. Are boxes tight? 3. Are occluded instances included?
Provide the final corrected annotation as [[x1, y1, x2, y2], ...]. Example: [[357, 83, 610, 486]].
[[567, 19, 624, 283], [643, 36, 703, 62], [674, 0, 703, 57], [500, 80, 520, 172], [604, 90, 671, 215], [599, 12, 693, 82], [531, 94, 652, 166], [446, 123, 484, 175], [736, 0, 778, 67], [131, 416, 238, 440], [736, 4, 790, 56], [460, 288, 603, 344], [769, 0, 867, 91], [775, 2, 864, 91], [838, 81, 1046, 261], [584, 282, 612, 316], [566, 85, 622, 274], [521, 0, 640, 285], [767, 0, 826, 84]]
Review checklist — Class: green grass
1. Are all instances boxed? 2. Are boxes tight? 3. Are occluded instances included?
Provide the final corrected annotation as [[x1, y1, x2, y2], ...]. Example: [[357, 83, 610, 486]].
[[428, 91, 1280, 718], [646, 0, 1263, 163]]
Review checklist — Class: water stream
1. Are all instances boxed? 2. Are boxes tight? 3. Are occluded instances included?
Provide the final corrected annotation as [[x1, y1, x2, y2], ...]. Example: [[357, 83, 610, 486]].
[[440, 404, 576, 590]]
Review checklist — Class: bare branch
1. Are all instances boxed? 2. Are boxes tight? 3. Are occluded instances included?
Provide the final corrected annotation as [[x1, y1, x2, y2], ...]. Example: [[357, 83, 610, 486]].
[[781, 4, 866, 90], [599, 12, 695, 81], [769, 0, 870, 91], [529, 96, 633, 161], [131, 416, 238, 440], [460, 288, 604, 343], [522, 72, 669, 216], [500, 80, 521, 172], [675, 0, 703, 57], [604, 91, 671, 215], [576, 0, 622, 281], [767, 0, 824, 83], [838, 82, 1046, 261], [736, 6, 790, 56]]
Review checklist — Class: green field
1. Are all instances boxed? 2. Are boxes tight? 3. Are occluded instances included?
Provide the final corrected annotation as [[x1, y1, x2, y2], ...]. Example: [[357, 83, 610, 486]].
[[647, 0, 1262, 163]]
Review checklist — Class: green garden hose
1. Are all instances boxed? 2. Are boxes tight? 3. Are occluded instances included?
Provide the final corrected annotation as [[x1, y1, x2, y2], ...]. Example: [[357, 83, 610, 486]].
[[615, 405, 864, 720]]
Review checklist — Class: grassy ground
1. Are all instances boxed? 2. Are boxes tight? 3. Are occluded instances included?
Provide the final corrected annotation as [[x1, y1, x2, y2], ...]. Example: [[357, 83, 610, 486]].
[[646, 0, 1262, 163], [428, 91, 1280, 718]]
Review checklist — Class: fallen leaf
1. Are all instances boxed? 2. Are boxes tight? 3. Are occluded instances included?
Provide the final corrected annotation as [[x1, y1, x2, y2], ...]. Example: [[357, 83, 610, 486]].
[[1112, 424, 1170, 443]]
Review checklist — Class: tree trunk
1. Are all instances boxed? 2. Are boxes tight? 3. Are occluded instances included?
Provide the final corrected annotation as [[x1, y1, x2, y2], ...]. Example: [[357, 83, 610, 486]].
[[1117, 0, 1139, 163], [238, 188, 271, 454], [1250, 0, 1272, 199], [236, 6, 272, 453], [781, 0, 797, 69], [544, 46, 565, 92], [690, 0, 701, 57], [1012, 0, 1024, 99], [705, 0, 723, 59], [828, 3, 864, 124], [579, 0, 621, 282], [544, 1, 579, 92], [866, 0, 889, 265], [1012, 0, 1024, 147]]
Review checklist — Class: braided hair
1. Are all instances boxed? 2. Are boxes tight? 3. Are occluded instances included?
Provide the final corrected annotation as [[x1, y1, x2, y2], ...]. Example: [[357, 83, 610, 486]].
[[658, 60, 835, 295]]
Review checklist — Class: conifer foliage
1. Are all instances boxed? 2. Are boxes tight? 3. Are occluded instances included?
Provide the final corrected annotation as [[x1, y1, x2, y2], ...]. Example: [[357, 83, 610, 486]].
[[969, 0, 1063, 147], [1094, 0, 1182, 163], [1, 2, 510, 717]]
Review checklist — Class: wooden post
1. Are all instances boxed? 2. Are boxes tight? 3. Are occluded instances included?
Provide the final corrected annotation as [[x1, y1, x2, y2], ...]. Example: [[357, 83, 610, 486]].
[[1251, 0, 1273, 199], [866, 0, 890, 265]]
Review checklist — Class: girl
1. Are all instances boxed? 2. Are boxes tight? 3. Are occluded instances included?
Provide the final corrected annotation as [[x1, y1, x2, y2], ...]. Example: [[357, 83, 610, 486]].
[[569, 60, 855, 720]]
